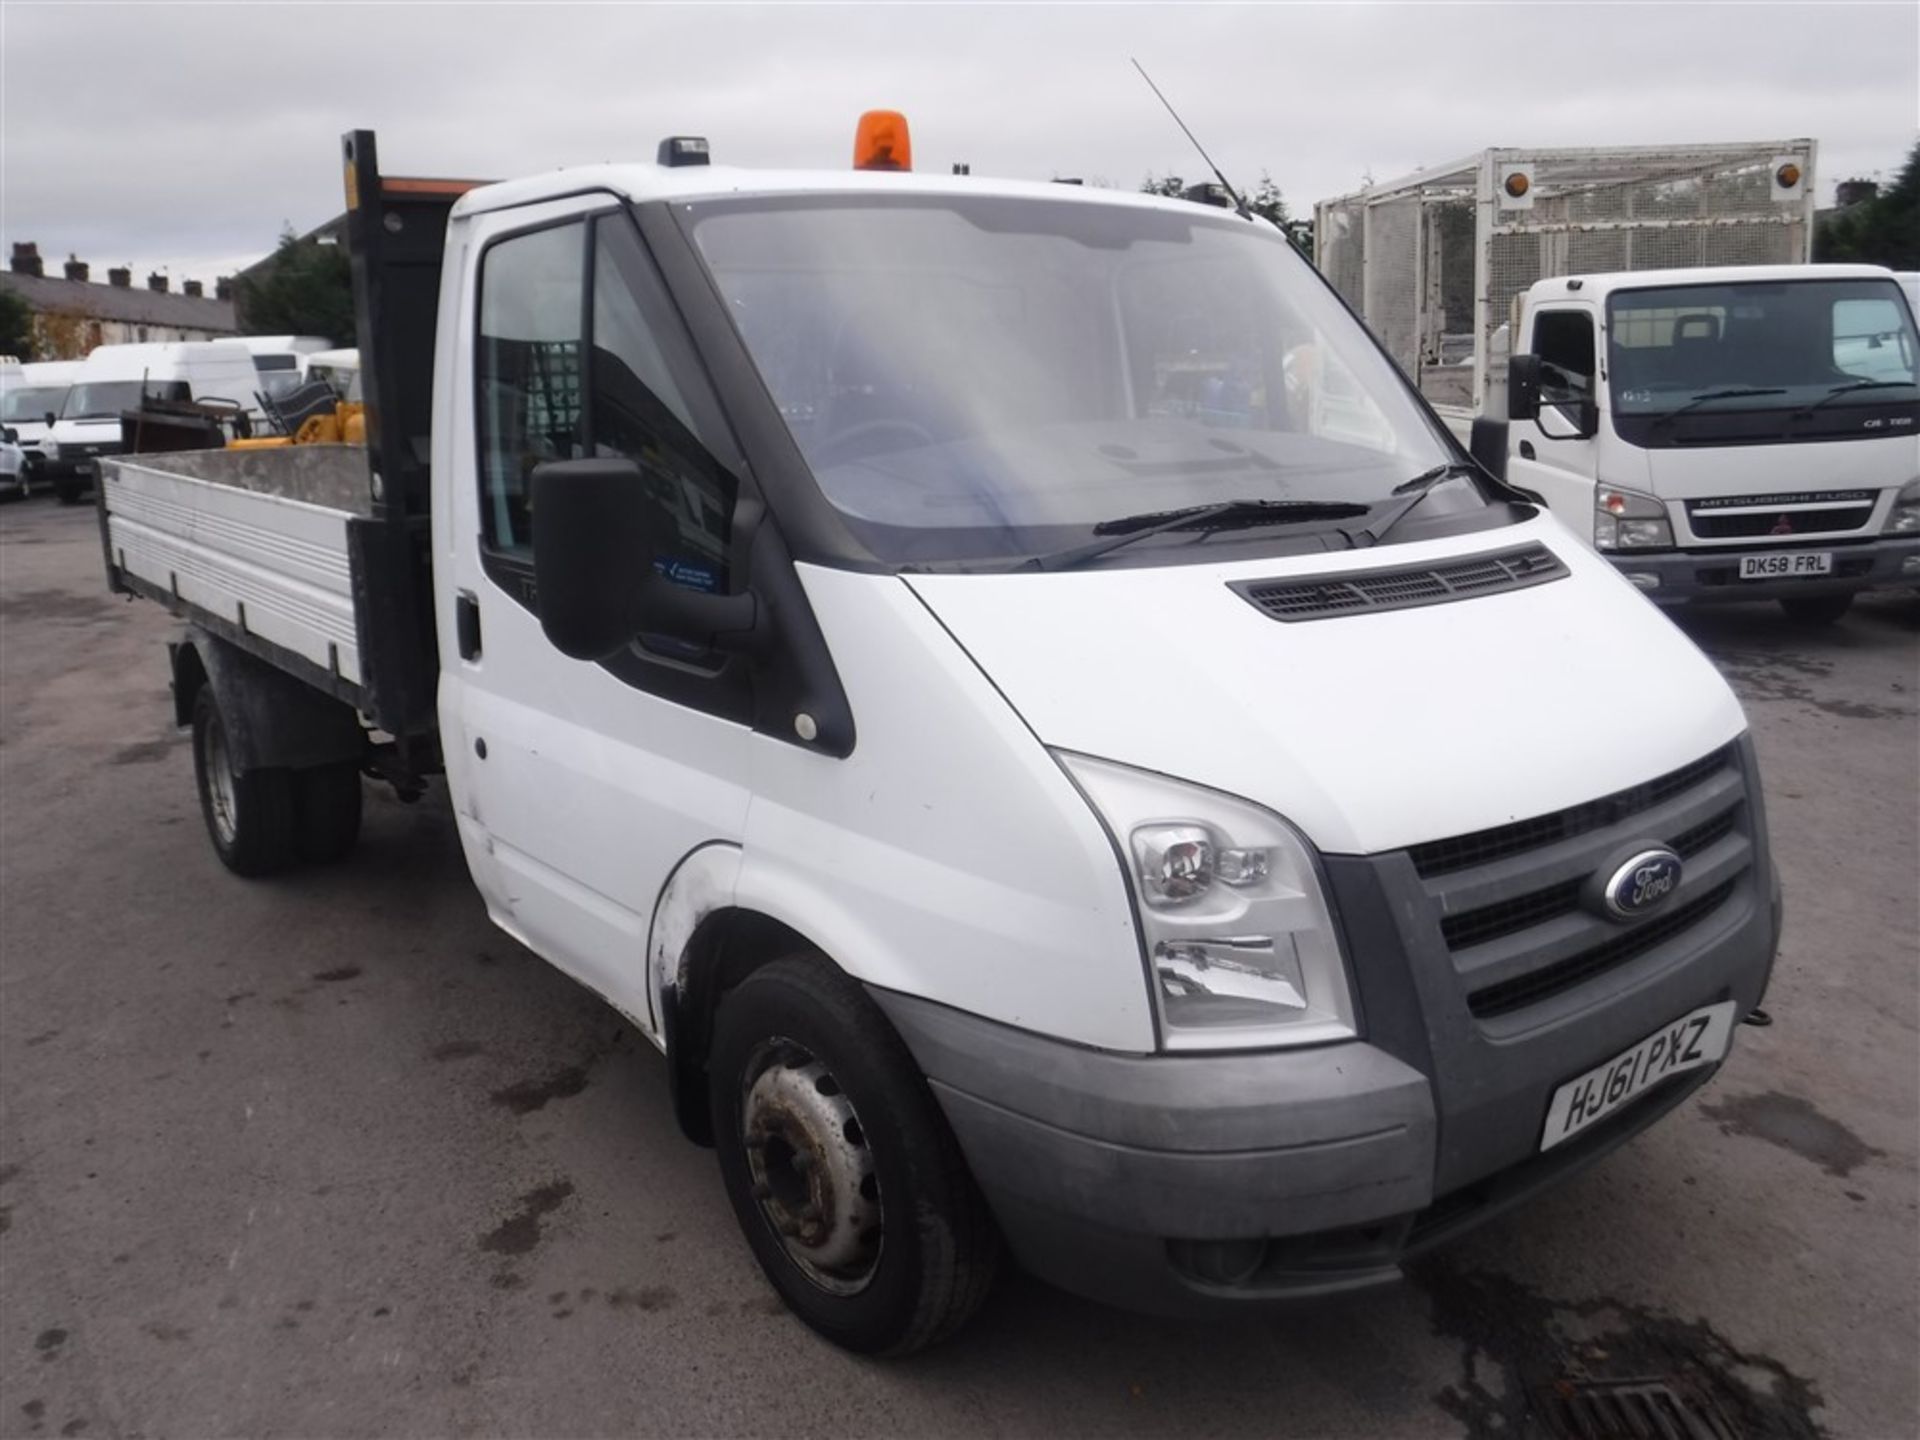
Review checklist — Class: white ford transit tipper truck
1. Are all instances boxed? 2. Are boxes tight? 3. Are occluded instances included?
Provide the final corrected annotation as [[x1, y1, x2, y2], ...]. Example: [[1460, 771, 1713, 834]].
[[98, 129, 1780, 1355]]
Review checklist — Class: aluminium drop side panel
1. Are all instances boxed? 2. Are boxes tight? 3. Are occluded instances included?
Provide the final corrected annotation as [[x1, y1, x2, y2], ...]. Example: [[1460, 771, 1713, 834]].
[[100, 456, 364, 690]]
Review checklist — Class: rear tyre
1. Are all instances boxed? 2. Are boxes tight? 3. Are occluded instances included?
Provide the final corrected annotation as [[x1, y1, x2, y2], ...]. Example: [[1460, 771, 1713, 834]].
[[295, 761, 363, 863], [709, 953, 1000, 1356], [1779, 593, 1853, 626], [53, 472, 86, 505], [192, 686, 297, 877]]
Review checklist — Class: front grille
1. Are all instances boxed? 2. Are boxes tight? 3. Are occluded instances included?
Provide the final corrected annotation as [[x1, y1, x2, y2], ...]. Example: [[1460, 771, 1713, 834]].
[[1409, 746, 1733, 879], [1412, 743, 1753, 1021], [1691, 506, 1874, 538], [1468, 881, 1737, 1018], [1231, 544, 1567, 623]]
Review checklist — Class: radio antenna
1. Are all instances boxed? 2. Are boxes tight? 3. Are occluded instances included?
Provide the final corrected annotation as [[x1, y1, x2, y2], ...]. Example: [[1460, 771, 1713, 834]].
[[1131, 58, 1252, 220]]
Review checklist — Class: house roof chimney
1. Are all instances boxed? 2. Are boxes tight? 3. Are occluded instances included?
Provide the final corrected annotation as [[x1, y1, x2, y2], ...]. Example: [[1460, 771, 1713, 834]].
[[1835, 178, 1880, 209], [9, 242, 44, 277], [64, 254, 89, 282], [108, 267, 132, 288], [183, 279, 203, 298], [214, 276, 234, 302], [147, 271, 170, 293]]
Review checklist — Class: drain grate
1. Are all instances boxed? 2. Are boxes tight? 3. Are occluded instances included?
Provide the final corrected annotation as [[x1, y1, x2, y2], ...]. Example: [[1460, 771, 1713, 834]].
[[1535, 1377, 1741, 1440]]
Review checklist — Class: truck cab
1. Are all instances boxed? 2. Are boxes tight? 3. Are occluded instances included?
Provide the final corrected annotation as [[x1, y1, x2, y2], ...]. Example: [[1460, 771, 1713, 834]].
[[1503, 265, 1920, 621]]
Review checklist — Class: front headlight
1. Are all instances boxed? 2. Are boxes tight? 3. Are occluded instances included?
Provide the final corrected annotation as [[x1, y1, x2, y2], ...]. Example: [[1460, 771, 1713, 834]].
[[1057, 753, 1357, 1052], [1885, 478, 1920, 535], [1595, 487, 1673, 550]]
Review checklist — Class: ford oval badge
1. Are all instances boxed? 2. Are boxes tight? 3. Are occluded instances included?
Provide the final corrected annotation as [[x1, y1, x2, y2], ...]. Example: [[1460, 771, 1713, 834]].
[[1603, 848, 1684, 920]]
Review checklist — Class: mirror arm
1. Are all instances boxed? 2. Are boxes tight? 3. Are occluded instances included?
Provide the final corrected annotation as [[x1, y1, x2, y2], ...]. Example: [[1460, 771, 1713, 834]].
[[640, 579, 761, 652]]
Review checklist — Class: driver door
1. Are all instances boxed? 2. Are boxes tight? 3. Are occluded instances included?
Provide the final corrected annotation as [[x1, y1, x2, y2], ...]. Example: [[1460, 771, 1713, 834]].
[[1511, 303, 1602, 522]]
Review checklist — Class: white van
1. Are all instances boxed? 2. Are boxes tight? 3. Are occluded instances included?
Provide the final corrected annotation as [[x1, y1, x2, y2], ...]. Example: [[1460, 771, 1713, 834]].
[[0, 359, 81, 493], [236, 335, 334, 404], [302, 346, 360, 400], [45, 340, 264, 502]]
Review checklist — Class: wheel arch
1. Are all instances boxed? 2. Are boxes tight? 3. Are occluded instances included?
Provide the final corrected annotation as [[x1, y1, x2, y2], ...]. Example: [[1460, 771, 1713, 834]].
[[172, 627, 365, 772]]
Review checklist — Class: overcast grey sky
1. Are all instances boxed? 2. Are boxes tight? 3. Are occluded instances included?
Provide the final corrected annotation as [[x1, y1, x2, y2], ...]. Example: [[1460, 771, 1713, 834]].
[[3, 1, 1916, 291]]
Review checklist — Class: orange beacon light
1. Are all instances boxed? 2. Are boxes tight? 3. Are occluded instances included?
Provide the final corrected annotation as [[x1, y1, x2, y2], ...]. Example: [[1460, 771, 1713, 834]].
[[854, 111, 912, 172]]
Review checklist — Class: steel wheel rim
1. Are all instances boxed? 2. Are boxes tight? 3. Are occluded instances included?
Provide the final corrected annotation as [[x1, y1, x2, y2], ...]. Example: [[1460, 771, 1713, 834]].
[[740, 1039, 884, 1296], [202, 714, 238, 846]]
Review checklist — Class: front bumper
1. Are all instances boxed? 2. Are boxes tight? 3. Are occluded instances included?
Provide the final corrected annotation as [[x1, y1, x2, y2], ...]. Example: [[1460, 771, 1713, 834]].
[[872, 743, 1780, 1317], [1607, 535, 1920, 602]]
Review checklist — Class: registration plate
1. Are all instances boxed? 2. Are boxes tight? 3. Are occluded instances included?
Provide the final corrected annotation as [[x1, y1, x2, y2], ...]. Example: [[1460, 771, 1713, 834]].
[[1739, 551, 1832, 579], [1540, 1000, 1737, 1151]]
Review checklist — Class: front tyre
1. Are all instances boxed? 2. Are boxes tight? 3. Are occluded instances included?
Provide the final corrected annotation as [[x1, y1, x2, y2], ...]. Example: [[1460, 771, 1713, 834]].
[[709, 954, 1000, 1355], [192, 686, 297, 876]]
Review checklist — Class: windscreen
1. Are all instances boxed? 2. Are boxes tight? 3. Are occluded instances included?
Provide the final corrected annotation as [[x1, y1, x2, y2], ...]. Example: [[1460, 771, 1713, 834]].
[[0, 385, 69, 422], [62, 380, 189, 419], [688, 195, 1468, 565], [1607, 277, 1918, 442]]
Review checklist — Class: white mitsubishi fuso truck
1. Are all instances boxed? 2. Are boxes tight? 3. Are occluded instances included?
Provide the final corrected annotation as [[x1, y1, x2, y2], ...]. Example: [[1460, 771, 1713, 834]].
[[1316, 145, 1920, 622], [99, 128, 1780, 1354]]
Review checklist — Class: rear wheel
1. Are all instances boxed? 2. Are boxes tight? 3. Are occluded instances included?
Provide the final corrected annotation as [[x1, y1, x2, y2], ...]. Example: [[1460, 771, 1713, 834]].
[[1779, 592, 1853, 625], [53, 471, 86, 505], [709, 954, 999, 1355], [295, 761, 363, 863], [192, 686, 297, 876]]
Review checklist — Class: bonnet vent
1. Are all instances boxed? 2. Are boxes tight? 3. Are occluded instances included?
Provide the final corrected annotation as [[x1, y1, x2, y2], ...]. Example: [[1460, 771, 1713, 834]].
[[1230, 544, 1568, 623]]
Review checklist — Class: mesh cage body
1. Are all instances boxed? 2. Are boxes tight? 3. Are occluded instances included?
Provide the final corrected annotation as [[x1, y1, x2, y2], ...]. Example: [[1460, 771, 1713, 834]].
[[1315, 142, 1816, 411]]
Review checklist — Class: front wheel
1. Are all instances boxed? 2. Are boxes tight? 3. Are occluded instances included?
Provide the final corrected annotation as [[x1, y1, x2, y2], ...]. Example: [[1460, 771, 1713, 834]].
[[1779, 592, 1853, 626], [709, 954, 1000, 1355]]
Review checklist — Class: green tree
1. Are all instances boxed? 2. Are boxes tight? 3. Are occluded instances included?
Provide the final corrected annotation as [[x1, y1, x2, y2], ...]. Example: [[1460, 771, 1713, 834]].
[[0, 287, 34, 360], [235, 229, 353, 342], [1815, 141, 1920, 268]]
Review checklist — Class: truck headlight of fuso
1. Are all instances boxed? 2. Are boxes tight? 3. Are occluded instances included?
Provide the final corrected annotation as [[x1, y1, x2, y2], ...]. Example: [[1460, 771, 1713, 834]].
[[1058, 752, 1357, 1052], [1885, 478, 1920, 535], [1595, 487, 1673, 550]]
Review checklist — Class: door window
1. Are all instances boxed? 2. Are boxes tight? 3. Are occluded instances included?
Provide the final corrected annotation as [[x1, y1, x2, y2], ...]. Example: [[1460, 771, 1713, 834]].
[[1832, 296, 1916, 383], [476, 221, 587, 555], [1532, 310, 1595, 405], [475, 214, 739, 594], [589, 215, 738, 595]]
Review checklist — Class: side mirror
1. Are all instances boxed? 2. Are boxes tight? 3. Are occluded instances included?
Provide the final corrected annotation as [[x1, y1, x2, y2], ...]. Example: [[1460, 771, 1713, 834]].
[[530, 457, 755, 662], [1, 427, 16, 444], [1507, 354, 1542, 421], [45, 411, 58, 428]]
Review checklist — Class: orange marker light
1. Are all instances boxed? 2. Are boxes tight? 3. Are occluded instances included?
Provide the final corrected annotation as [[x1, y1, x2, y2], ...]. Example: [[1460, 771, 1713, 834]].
[[1504, 172, 1531, 199], [1775, 162, 1802, 189], [854, 110, 912, 172]]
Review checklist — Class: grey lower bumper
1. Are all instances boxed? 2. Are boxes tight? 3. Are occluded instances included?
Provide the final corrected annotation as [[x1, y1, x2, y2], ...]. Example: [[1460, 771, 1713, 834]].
[[1610, 535, 1920, 602]]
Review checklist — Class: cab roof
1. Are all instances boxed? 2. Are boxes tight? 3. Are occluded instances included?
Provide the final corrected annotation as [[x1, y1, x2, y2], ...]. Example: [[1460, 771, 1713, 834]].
[[1528, 263, 1897, 301], [450, 162, 1235, 222]]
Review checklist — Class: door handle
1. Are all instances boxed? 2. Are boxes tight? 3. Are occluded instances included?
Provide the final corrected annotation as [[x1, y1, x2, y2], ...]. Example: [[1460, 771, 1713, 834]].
[[456, 591, 482, 661], [1518, 440, 1537, 461]]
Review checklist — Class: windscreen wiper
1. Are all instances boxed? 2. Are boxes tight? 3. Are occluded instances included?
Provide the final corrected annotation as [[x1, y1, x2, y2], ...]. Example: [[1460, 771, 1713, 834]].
[[1650, 387, 1786, 432], [1340, 463, 1480, 548], [1019, 498, 1367, 572], [1787, 378, 1914, 426]]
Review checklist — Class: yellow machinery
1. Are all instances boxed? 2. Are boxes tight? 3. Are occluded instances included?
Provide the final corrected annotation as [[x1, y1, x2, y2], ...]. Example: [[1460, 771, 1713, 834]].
[[229, 401, 365, 450]]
